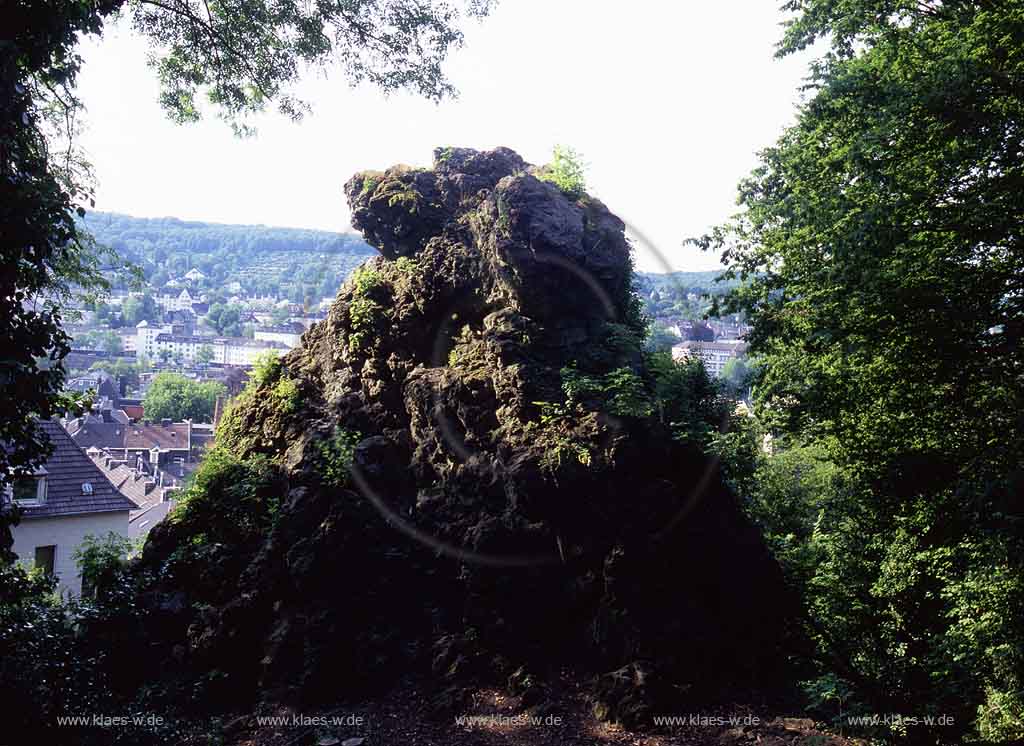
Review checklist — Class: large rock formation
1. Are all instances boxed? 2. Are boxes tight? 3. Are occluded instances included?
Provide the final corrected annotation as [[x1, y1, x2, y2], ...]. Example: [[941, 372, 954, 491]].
[[136, 147, 789, 724]]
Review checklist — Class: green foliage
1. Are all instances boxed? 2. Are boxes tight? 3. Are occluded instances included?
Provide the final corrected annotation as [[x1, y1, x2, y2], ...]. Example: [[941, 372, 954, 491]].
[[978, 687, 1024, 743], [89, 358, 142, 393], [644, 322, 679, 353], [0, 0, 125, 489], [358, 172, 384, 198], [82, 212, 374, 300], [495, 193, 512, 236], [171, 445, 283, 542], [386, 186, 421, 211], [634, 270, 745, 329], [272, 376, 301, 415], [130, 0, 493, 130], [0, 562, 104, 743], [696, 3, 1024, 739], [562, 365, 654, 418], [346, 265, 386, 353], [74, 532, 134, 600], [352, 265, 383, 295], [121, 293, 159, 325], [2, 0, 494, 492], [394, 256, 419, 275], [75, 328, 122, 354], [348, 298, 383, 352], [250, 350, 284, 387], [205, 302, 245, 336], [647, 351, 729, 446], [316, 427, 361, 487], [529, 401, 594, 472], [540, 144, 588, 199], [720, 356, 755, 397], [142, 372, 226, 422], [195, 344, 216, 366]]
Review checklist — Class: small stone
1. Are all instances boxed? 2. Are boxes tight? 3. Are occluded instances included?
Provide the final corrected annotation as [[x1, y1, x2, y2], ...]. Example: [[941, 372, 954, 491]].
[[781, 717, 815, 732], [316, 738, 340, 746], [341, 738, 366, 746]]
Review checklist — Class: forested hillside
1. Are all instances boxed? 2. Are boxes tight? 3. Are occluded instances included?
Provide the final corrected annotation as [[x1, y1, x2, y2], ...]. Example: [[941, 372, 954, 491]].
[[82, 212, 375, 301], [82, 211, 721, 311]]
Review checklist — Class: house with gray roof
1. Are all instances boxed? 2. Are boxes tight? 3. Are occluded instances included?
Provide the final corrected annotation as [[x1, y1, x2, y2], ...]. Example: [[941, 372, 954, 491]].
[[4, 420, 140, 597], [85, 447, 179, 536]]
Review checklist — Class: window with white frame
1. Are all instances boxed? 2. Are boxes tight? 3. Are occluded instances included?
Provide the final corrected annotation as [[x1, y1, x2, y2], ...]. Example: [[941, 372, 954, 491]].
[[8, 468, 47, 506]]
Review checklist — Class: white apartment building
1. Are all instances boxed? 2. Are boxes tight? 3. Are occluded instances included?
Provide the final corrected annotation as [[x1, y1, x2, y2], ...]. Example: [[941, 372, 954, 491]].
[[254, 325, 303, 347], [672, 340, 748, 378], [135, 321, 287, 366]]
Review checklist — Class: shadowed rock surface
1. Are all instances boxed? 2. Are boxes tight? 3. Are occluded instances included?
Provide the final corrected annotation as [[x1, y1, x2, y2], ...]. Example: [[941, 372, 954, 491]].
[[134, 146, 791, 725]]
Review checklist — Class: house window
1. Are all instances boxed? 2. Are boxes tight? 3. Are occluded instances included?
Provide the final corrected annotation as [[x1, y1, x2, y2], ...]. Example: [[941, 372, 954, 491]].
[[11, 475, 47, 506], [34, 545, 55, 576]]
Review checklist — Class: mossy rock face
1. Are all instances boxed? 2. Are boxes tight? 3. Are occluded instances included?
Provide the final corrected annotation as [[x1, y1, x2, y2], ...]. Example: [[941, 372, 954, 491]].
[[136, 147, 791, 716]]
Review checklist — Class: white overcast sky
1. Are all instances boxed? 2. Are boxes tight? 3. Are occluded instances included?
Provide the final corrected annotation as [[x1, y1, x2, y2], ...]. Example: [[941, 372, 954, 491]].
[[75, 0, 813, 272]]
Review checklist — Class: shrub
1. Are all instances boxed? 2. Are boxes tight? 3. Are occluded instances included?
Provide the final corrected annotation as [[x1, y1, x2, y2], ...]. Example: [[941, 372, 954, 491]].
[[348, 296, 383, 352], [347, 265, 387, 352], [529, 400, 594, 472], [170, 446, 284, 544], [394, 256, 419, 274], [0, 563, 111, 744], [561, 364, 654, 419], [316, 427, 361, 486], [352, 265, 383, 295], [540, 144, 587, 199], [250, 350, 284, 387], [74, 532, 134, 600], [272, 375, 301, 414], [647, 351, 729, 446]]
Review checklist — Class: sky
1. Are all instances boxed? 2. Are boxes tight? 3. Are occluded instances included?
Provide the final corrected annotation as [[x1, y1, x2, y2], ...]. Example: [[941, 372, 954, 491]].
[[75, 0, 814, 272]]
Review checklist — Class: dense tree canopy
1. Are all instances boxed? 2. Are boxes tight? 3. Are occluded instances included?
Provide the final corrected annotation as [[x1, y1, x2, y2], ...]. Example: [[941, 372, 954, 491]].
[[142, 372, 225, 422], [697, 0, 1024, 740], [128, 0, 494, 131], [0, 1, 123, 481], [120, 293, 159, 325]]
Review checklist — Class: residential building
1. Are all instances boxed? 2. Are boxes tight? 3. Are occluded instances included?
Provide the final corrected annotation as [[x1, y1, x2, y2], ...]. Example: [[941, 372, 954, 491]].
[[219, 338, 288, 366], [117, 327, 137, 353], [5, 420, 139, 597], [672, 340, 748, 378], [255, 323, 304, 347], [154, 288, 196, 314], [86, 448, 178, 537], [135, 321, 288, 366], [67, 417, 192, 471]]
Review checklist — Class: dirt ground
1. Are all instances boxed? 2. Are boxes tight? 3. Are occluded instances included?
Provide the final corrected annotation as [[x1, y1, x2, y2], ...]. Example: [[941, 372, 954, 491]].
[[222, 674, 865, 746]]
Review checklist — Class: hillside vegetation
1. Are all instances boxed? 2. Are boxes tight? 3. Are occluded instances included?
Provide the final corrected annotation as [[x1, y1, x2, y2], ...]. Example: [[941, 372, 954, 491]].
[[82, 212, 375, 301]]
